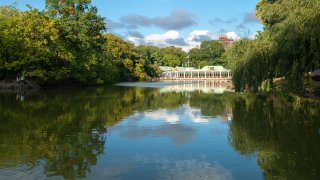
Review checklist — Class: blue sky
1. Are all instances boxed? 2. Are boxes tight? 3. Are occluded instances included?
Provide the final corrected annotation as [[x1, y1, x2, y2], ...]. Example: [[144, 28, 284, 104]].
[[1, 0, 263, 51]]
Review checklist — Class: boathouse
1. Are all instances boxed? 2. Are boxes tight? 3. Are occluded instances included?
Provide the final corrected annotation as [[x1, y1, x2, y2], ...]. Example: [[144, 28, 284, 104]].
[[160, 66, 232, 80]]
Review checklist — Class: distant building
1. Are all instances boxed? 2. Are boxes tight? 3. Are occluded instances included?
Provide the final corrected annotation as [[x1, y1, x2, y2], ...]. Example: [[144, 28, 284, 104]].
[[160, 65, 232, 80], [218, 35, 234, 48]]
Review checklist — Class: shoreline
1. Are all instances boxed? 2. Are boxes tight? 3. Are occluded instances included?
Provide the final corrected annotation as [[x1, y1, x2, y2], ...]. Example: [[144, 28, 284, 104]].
[[0, 80, 40, 91], [0, 79, 319, 99]]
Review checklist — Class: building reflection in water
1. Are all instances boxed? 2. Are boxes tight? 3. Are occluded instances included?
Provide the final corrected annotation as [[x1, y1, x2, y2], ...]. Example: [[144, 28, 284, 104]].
[[159, 80, 234, 122], [159, 80, 233, 94]]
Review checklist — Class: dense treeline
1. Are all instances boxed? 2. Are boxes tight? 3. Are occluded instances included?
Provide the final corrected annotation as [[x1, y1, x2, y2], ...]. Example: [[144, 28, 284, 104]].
[[0, 1, 111, 85], [0, 1, 229, 86], [0, 0, 230, 85], [0, 1, 193, 85], [225, 0, 320, 93]]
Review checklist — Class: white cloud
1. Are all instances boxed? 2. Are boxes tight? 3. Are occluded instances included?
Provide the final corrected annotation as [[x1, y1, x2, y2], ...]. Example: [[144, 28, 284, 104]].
[[187, 30, 218, 41], [185, 30, 219, 51], [225, 32, 241, 40], [132, 155, 233, 180], [143, 106, 212, 124], [145, 30, 180, 46], [184, 105, 210, 123], [144, 109, 180, 124], [127, 30, 241, 52]]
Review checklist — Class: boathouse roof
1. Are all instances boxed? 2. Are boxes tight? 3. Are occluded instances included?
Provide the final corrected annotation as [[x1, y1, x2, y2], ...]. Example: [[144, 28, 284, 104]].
[[201, 66, 226, 71]]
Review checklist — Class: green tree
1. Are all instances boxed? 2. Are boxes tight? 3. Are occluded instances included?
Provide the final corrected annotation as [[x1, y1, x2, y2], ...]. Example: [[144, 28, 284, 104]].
[[104, 34, 159, 81], [159, 46, 187, 67], [136, 45, 162, 78], [45, 0, 107, 84], [0, 5, 67, 80], [199, 40, 225, 65], [225, 0, 320, 93], [188, 40, 225, 68], [161, 54, 180, 67], [188, 48, 202, 68], [104, 34, 137, 81]]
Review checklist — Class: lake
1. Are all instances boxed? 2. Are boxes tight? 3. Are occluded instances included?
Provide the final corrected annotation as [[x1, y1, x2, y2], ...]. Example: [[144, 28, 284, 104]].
[[0, 81, 320, 180]]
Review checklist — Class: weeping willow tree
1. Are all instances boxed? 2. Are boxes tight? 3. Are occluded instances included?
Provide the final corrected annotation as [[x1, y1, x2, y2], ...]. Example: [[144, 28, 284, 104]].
[[226, 0, 320, 93]]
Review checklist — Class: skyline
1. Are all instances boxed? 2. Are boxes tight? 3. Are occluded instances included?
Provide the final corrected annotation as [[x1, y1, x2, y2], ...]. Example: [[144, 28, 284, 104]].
[[1, 0, 263, 51]]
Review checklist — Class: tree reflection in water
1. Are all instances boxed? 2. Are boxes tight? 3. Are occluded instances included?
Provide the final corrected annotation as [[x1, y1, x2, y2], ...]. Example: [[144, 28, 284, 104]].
[[0, 85, 319, 179], [229, 94, 320, 179], [0, 87, 187, 179]]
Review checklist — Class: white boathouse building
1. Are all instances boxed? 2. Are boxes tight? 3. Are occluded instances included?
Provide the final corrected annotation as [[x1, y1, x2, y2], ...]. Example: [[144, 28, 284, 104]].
[[160, 66, 232, 80]]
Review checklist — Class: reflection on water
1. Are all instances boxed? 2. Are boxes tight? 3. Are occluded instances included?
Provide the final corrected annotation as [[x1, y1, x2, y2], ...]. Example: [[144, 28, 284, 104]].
[[0, 82, 319, 179], [160, 80, 233, 94], [229, 95, 320, 179], [118, 80, 233, 94]]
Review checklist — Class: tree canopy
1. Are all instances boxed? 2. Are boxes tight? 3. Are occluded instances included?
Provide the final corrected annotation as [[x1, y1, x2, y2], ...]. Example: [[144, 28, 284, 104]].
[[0, 2, 230, 85], [188, 40, 225, 68], [225, 0, 320, 93], [0, 3, 164, 84]]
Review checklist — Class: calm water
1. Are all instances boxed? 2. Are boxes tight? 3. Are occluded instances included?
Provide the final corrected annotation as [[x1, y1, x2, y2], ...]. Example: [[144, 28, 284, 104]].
[[0, 81, 320, 180]]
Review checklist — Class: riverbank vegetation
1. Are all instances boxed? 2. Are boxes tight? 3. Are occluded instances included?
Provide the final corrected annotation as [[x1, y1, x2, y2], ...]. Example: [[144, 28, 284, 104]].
[[1, 0, 319, 95], [225, 0, 320, 94], [0, 1, 188, 85], [0, 0, 228, 86]]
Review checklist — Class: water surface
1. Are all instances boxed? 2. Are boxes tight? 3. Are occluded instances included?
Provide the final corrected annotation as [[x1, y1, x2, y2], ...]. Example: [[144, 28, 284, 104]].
[[0, 81, 320, 179]]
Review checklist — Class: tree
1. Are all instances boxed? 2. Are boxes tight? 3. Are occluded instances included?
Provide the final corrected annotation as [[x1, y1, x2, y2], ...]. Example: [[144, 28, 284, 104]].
[[225, 0, 320, 93], [199, 40, 225, 65], [161, 54, 180, 67], [1, 2, 167, 85], [159, 46, 187, 67], [104, 34, 137, 81], [104, 34, 160, 81], [136, 45, 162, 78], [0, 5, 66, 80], [45, 0, 107, 84], [188, 48, 202, 68], [188, 40, 225, 68]]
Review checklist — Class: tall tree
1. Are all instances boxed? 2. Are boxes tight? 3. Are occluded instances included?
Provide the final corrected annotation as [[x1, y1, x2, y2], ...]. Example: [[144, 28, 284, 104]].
[[226, 0, 320, 93], [45, 0, 106, 84], [0, 5, 65, 80]]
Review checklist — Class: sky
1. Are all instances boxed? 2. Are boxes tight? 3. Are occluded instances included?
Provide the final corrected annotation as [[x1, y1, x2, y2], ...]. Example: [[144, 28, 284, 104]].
[[1, 0, 263, 51]]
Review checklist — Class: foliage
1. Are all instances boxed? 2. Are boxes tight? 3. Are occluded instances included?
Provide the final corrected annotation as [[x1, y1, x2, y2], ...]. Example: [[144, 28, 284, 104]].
[[188, 40, 225, 68], [104, 34, 160, 81], [136, 45, 162, 77], [0, 2, 231, 84], [225, 0, 320, 93], [0, 3, 161, 84], [0, 6, 63, 80], [158, 46, 187, 67]]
